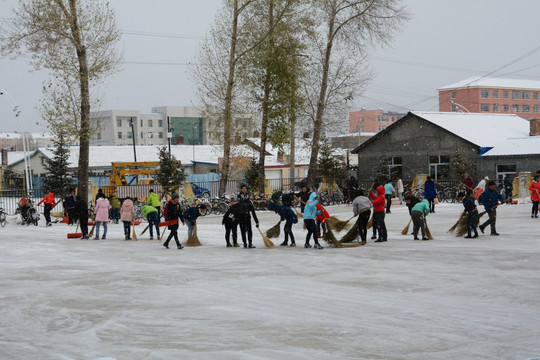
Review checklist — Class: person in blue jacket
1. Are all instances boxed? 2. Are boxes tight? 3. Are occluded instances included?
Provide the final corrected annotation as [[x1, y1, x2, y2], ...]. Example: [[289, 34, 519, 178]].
[[268, 201, 298, 247], [303, 192, 323, 249], [182, 204, 207, 239], [479, 181, 505, 236], [411, 199, 430, 240], [423, 176, 438, 213]]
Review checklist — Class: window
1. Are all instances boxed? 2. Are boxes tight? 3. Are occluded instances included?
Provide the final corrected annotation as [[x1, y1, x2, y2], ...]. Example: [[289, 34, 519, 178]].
[[496, 164, 516, 186], [117, 132, 122, 139], [493, 90, 499, 99], [512, 104, 521, 113], [512, 90, 521, 100], [148, 119, 153, 127], [493, 103, 499, 112], [140, 119, 143, 127], [97, 133, 101, 140], [360, 117, 364, 123], [158, 119, 163, 127], [534, 105, 539, 113], [451, 91, 456, 99], [360, 126, 364, 132], [503, 104, 509, 112], [534, 92, 539, 100], [389, 157, 402, 178], [158, 132, 164, 139], [429, 155, 450, 181], [503, 90, 509, 99], [141, 132, 144, 139], [481, 89, 489, 98], [96, 120, 101, 128], [522, 104, 530, 113], [117, 119, 122, 127], [522, 91, 530, 100], [127, 131, 133, 139], [481, 104, 490, 112]]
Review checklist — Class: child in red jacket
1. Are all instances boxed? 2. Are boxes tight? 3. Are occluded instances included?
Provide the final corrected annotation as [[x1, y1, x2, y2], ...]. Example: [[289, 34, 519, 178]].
[[316, 203, 330, 238]]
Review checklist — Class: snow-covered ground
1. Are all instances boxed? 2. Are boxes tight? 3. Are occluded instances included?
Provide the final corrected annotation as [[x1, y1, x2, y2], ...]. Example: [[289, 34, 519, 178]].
[[1, 201, 539, 360]]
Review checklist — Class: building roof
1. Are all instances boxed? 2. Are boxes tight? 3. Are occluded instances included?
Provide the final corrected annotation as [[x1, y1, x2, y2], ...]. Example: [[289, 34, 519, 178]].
[[411, 111, 529, 148], [30, 140, 318, 170], [482, 136, 540, 156], [352, 111, 530, 153], [438, 76, 540, 91]]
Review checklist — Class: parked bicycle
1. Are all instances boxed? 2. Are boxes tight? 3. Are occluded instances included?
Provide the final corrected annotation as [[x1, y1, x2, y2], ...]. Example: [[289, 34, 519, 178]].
[[0, 202, 7, 227]]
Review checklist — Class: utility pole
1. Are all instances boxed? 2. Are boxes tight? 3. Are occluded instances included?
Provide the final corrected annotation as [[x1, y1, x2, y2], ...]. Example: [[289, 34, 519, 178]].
[[129, 117, 137, 162], [167, 116, 172, 159]]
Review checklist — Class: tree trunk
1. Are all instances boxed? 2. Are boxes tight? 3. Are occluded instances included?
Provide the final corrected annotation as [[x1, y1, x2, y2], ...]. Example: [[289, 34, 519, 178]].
[[66, 0, 90, 204], [307, 12, 335, 190], [219, 0, 240, 197], [257, 0, 274, 194]]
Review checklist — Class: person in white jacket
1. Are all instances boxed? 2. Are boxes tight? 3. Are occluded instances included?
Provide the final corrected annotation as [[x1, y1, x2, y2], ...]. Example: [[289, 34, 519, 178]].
[[396, 176, 404, 204]]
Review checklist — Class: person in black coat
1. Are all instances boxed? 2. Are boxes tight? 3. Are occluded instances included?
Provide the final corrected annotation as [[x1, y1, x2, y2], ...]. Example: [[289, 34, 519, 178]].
[[268, 201, 298, 246], [163, 193, 185, 249], [405, 194, 421, 215], [294, 186, 311, 213], [238, 200, 259, 248], [459, 192, 479, 238], [65, 189, 76, 225], [222, 201, 241, 247], [74, 195, 89, 239]]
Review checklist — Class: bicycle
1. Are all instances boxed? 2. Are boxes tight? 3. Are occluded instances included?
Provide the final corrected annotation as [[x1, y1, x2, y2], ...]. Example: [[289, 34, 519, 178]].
[[0, 203, 7, 227]]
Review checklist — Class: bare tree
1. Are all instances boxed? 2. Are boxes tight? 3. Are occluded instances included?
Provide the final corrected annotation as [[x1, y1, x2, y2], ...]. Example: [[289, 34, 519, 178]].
[[304, 0, 408, 189], [0, 0, 122, 203], [192, 0, 297, 196]]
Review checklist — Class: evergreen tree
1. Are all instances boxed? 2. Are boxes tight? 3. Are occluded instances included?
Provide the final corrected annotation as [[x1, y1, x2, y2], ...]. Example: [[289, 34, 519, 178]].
[[42, 134, 73, 195], [155, 146, 185, 194], [317, 142, 347, 186], [373, 155, 392, 184], [449, 144, 477, 180], [244, 158, 261, 191]]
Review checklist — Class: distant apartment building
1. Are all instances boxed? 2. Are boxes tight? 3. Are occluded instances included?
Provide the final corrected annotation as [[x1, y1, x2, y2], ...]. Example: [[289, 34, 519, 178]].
[[90, 106, 255, 146], [330, 133, 375, 150], [0, 132, 55, 151], [349, 109, 406, 134], [438, 77, 540, 118]]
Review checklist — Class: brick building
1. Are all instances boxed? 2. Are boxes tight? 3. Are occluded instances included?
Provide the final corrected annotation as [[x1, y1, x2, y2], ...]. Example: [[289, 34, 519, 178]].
[[438, 77, 540, 118], [349, 109, 406, 133]]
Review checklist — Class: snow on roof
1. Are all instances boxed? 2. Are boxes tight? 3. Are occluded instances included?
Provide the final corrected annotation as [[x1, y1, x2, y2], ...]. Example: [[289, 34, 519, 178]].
[[482, 136, 540, 156], [36, 140, 316, 169], [5, 151, 28, 166], [332, 132, 376, 138], [411, 111, 530, 148], [0, 132, 53, 139], [438, 76, 540, 90]]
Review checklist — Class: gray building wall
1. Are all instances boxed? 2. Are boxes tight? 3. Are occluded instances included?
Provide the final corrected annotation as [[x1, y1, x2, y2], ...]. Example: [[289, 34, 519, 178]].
[[354, 115, 480, 181], [479, 155, 540, 183]]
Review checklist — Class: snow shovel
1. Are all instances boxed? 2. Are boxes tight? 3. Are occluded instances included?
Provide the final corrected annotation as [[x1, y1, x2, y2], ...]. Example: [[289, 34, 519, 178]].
[[67, 221, 83, 239]]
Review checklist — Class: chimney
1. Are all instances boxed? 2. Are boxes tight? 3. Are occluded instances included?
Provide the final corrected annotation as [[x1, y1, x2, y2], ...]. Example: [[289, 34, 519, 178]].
[[1, 148, 7, 167], [530, 118, 540, 136], [277, 151, 284, 162]]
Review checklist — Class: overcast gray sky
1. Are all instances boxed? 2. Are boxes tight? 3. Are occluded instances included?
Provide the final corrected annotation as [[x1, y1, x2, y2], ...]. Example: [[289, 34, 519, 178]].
[[1, 0, 539, 133]]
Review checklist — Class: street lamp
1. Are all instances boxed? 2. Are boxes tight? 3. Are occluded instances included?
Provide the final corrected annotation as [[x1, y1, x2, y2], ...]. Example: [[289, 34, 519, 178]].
[[128, 117, 137, 162], [448, 100, 470, 113], [0, 89, 33, 194]]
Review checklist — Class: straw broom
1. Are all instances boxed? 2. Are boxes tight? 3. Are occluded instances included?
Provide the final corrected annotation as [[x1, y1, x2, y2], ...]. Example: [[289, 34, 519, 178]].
[[401, 218, 412, 235], [424, 219, 433, 240], [257, 227, 275, 247], [185, 224, 202, 246], [294, 207, 303, 219], [131, 222, 138, 241], [265, 220, 282, 238], [323, 227, 360, 248], [340, 223, 359, 243], [140, 224, 149, 236], [327, 215, 355, 233], [448, 212, 465, 233]]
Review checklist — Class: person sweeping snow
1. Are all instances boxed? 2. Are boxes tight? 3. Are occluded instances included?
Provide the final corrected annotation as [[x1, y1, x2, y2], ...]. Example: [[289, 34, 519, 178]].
[[303, 192, 323, 249], [411, 199, 430, 240], [268, 201, 298, 247]]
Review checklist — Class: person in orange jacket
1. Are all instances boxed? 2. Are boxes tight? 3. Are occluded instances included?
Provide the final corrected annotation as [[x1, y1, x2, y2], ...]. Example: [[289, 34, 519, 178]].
[[315, 202, 330, 238], [38, 191, 56, 226]]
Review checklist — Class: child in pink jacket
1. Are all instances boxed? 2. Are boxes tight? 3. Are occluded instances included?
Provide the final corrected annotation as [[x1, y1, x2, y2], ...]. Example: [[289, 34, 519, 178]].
[[94, 194, 111, 240], [120, 197, 136, 240]]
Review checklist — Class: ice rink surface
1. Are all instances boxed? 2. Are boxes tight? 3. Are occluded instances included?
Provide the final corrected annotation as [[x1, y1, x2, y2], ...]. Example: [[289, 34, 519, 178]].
[[1, 201, 539, 360]]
